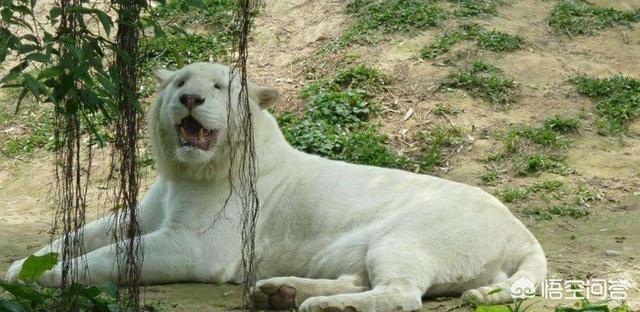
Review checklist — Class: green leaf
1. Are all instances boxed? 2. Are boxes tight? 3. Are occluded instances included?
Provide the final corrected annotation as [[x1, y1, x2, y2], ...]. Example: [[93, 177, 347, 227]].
[[0, 299, 25, 312], [37, 66, 63, 80], [0, 280, 44, 304], [100, 283, 118, 298], [0, 61, 28, 84], [26, 52, 50, 63], [95, 10, 112, 35], [1, 8, 12, 23], [476, 305, 511, 312], [488, 288, 503, 295], [18, 252, 58, 282], [184, 0, 207, 9]]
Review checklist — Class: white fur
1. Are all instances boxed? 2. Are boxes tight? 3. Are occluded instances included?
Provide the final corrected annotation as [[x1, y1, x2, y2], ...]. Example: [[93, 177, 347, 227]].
[[6, 63, 547, 311]]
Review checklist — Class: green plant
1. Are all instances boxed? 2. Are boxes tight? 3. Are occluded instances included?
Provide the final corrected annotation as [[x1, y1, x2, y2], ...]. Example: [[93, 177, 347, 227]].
[[497, 186, 528, 203], [573, 75, 640, 134], [543, 116, 581, 133], [149, 0, 238, 29], [555, 297, 630, 311], [549, 0, 640, 36], [442, 61, 518, 106], [481, 169, 499, 186], [451, 0, 504, 17], [530, 180, 564, 193], [279, 66, 411, 170], [318, 0, 447, 52], [493, 116, 579, 176], [515, 153, 568, 176], [0, 253, 123, 311], [346, 0, 447, 38], [301, 65, 387, 98], [421, 25, 522, 59], [416, 126, 466, 171], [523, 205, 589, 220]]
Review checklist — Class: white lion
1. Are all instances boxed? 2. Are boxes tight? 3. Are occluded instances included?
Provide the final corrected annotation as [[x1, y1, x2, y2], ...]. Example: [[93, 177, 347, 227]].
[[6, 63, 546, 312]]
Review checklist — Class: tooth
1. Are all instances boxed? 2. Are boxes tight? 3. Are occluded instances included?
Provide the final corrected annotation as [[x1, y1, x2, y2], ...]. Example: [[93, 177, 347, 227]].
[[180, 127, 187, 137], [199, 128, 204, 140]]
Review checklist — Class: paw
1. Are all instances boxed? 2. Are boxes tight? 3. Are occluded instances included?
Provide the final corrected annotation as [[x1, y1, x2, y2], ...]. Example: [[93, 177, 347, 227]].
[[299, 296, 358, 312], [250, 280, 297, 310], [5, 258, 26, 282]]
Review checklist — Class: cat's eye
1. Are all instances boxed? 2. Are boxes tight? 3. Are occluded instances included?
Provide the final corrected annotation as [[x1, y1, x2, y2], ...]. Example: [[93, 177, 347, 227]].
[[176, 80, 185, 87], [214, 83, 221, 90]]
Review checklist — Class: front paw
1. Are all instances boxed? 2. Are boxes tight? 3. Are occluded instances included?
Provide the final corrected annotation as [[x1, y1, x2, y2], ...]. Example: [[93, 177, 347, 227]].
[[5, 258, 27, 282]]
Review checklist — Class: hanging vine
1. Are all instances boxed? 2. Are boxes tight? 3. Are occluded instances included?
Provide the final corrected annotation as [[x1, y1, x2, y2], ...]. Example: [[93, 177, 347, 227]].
[[227, 0, 263, 308], [110, 0, 145, 310]]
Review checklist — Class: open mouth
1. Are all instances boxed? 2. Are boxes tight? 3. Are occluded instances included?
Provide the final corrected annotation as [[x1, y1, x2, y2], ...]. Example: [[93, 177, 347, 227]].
[[176, 115, 216, 150]]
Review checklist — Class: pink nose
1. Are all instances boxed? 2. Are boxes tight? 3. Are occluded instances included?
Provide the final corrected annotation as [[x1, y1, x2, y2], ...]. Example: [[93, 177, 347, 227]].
[[179, 94, 205, 110]]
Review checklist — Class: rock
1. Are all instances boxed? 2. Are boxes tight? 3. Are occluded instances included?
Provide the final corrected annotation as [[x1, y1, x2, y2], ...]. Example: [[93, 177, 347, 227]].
[[605, 250, 622, 257]]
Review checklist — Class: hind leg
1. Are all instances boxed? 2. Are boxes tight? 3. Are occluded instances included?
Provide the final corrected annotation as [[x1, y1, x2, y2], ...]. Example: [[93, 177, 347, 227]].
[[251, 275, 369, 310], [299, 239, 433, 312]]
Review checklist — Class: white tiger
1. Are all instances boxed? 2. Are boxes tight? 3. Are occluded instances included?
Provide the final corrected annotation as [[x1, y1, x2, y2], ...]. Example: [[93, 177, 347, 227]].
[[6, 63, 546, 312]]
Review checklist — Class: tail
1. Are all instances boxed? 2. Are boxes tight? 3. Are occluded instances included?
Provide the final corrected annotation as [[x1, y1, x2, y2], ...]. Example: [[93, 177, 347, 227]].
[[461, 243, 547, 305]]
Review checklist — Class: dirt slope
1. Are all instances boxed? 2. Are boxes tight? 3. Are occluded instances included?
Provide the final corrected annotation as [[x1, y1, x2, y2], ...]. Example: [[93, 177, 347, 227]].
[[1, 0, 639, 311]]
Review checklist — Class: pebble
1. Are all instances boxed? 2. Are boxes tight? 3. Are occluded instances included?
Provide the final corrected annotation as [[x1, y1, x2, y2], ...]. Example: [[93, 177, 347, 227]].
[[605, 250, 622, 257]]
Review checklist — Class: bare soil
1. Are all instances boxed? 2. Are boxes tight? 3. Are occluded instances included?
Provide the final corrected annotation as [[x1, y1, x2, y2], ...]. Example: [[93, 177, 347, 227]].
[[1, 0, 639, 311]]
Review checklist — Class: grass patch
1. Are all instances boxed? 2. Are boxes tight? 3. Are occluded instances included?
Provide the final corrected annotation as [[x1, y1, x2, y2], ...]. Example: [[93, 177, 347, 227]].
[[140, 0, 238, 96], [319, 0, 506, 54], [492, 116, 580, 176], [573, 75, 640, 134], [441, 60, 518, 106], [279, 65, 411, 169], [416, 126, 467, 171], [421, 24, 523, 59], [530, 179, 564, 193], [450, 0, 503, 17], [497, 186, 528, 203], [549, 0, 640, 36], [340, 0, 447, 47], [480, 169, 499, 186], [523, 205, 589, 220], [0, 108, 56, 157], [149, 0, 238, 28]]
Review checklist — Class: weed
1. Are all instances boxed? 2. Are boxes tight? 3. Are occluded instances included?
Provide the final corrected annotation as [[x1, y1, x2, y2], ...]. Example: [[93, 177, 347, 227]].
[[575, 185, 600, 205], [345, 0, 447, 39], [498, 186, 529, 203], [514, 153, 568, 176], [416, 126, 466, 171], [549, 0, 640, 36], [149, 0, 238, 29], [573, 75, 640, 133], [301, 65, 387, 98], [543, 116, 580, 133], [523, 205, 589, 220], [140, 0, 237, 96], [450, 0, 503, 17], [555, 296, 630, 311], [522, 207, 553, 220], [421, 25, 522, 59], [530, 180, 564, 193], [442, 61, 517, 106], [548, 205, 589, 218], [432, 104, 460, 116], [0, 108, 56, 157], [140, 33, 229, 71], [481, 169, 499, 186], [493, 116, 579, 176], [0, 253, 124, 311], [279, 66, 410, 170], [318, 0, 447, 53]]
